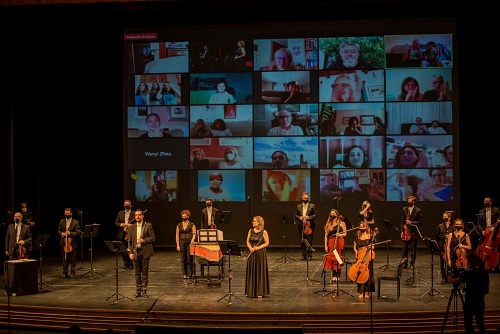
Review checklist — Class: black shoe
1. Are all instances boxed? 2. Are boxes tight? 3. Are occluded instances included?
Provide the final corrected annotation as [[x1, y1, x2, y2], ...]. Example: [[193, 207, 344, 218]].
[[61, 275, 69, 279], [142, 292, 148, 298], [134, 292, 141, 298]]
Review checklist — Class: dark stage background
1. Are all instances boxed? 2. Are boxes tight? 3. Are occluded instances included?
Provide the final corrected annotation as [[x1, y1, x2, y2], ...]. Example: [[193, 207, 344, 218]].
[[0, 1, 496, 258]]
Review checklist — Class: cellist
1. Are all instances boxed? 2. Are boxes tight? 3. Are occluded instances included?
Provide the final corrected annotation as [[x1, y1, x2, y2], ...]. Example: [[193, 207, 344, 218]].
[[324, 209, 346, 282], [446, 218, 471, 273], [353, 221, 376, 299], [57, 208, 81, 279]]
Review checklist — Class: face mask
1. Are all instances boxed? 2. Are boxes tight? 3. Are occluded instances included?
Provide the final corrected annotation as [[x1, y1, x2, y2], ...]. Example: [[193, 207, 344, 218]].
[[455, 226, 462, 230], [14, 218, 20, 223], [21, 208, 27, 213], [182, 218, 188, 221], [330, 215, 335, 219], [124, 206, 131, 210], [65, 215, 72, 219], [302, 199, 308, 204], [359, 228, 367, 232], [443, 218, 448, 223], [206, 202, 211, 207], [484, 203, 491, 207], [226, 153, 235, 160]]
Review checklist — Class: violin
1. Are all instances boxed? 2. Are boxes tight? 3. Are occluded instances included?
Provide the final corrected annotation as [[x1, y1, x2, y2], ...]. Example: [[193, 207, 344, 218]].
[[401, 214, 412, 241], [455, 244, 467, 269], [124, 221, 130, 241], [303, 219, 312, 235], [64, 229, 73, 253], [17, 238, 28, 259]]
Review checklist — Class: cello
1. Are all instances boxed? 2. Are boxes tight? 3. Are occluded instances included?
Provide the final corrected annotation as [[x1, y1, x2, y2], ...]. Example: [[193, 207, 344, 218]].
[[476, 221, 500, 270], [324, 215, 344, 271]]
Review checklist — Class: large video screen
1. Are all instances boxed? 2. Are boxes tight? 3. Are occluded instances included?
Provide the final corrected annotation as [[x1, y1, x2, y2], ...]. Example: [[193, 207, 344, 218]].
[[123, 22, 457, 246]]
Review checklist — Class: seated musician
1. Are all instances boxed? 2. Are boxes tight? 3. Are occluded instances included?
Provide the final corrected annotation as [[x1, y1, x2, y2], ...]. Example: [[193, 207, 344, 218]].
[[446, 218, 472, 273], [324, 209, 346, 282], [5, 212, 32, 260]]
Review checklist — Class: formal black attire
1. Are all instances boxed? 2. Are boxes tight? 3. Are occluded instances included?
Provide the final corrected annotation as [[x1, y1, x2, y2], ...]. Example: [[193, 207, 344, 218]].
[[200, 205, 218, 229], [5, 222, 32, 260], [459, 266, 489, 334], [57, 218, 81, 278], [354, 235, 376, 295], [400, 204, 423, 267], [295, 201, 318, 260], [436, 221, 454, 282], [128, 221, 155, 296], [477, 205, 500, 234], [177, 220, 195, 278], [245, 229, 269, 298], [114, 209, 133, 269]]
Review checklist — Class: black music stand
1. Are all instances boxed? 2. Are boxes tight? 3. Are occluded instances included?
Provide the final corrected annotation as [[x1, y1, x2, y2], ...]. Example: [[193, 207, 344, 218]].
[[295, 239, 321, 286], [79, 224, 104, 279], [405, 225, 430, 286], [420, 238, 447, 299], [32, 234, 55, 291], [217, 241, 245, 305], [274, 214, 298, 263], [214, 211, 231, 232], [76, 211, 86, 272], [379, 220, 397, 271], [104, 241, 133, 304]]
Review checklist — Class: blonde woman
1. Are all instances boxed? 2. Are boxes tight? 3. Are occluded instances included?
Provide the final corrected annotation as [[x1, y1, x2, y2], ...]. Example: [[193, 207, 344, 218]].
[[324, 209, 347, 281], [245, 216, 270, 298]]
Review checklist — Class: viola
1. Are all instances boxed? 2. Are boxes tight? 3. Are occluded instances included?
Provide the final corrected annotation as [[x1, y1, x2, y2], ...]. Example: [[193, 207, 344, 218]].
[[64, 230, 73, 253], [302, 217, 312, 235], [124, 222, 130, 241], [476, 223, 500, 270], [401, 214, 412, 241], [17, 238, 28, 259]]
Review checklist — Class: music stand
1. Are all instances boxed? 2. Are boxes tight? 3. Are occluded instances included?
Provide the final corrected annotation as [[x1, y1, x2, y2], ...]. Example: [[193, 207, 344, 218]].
[[217, 241, 245, 305], [76, 211, 86, 272], [419, 238, 447, 299], [405, 225, 430, 286], [214, 211, 231, 231], [295, 239, 321, 286], [379, 220, 397, 271], [104, 241, 133, 304], [274, 214, 298, 263], [79, 224, 104, 279], [31, 234, 55, 291]]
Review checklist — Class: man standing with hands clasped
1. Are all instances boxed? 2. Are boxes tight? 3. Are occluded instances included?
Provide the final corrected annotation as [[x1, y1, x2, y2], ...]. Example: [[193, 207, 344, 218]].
[[400, 195, 423, 269], [295, 192, 318, 261], [201, 197, 219, 229]]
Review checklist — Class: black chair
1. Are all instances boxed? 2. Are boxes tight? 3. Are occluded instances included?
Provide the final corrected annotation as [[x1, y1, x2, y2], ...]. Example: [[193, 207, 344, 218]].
[[377, 257, 407, 300]]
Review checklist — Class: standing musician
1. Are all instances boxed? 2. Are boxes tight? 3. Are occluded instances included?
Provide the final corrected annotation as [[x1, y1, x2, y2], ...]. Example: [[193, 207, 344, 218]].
[[295, 192, 318, 261], [114, 199, 134, 270], [57, 208, 81, 279], [5, 212, 32, 260], [128, 209, 155, 298], [358, 200, 374, 232], [400, 195, 423, 269], [201, 197, 219, 229], [476, 197, 500, 271], [352, 221, 377, 299], [176, 209, 196, 279], [477, 197, 500, 234], [324, 209, 346, 281], [446, 218, 472, 273], [436, 211, 455, 283]]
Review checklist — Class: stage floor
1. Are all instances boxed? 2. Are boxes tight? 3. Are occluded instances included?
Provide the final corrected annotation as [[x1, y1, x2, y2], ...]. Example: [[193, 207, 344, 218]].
[[1, 245, 500, 333]]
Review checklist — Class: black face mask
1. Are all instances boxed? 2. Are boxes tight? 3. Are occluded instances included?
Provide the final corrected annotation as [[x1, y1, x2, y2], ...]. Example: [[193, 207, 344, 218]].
[[455, 226, 463, 230], [302, 200, 308, 204], [124, 206, 131, 210], [484, 203, 491, 207], [182, 218, 188, 221], [206, 202, 211, 207], [65, 215, 72, 219], [443, 218, 448, 223], [330, 215, 335, 219]]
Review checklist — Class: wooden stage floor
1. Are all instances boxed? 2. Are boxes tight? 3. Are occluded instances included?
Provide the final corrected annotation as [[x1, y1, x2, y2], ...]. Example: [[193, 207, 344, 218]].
[[1, 245, 500, 333]]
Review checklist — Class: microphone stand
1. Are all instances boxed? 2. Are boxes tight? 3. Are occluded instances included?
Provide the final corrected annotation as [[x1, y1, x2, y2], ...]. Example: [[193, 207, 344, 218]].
[[76, 211, 86, 272]]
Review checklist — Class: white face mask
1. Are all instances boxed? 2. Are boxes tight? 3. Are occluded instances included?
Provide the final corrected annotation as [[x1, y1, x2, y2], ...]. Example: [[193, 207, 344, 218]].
[[226, 153, 235, 160], [21, 208, 27, 213]]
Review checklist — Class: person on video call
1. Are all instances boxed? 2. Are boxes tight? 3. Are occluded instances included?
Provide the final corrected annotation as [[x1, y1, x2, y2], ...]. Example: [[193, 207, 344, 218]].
[[392, 145, 428, 168], [271, 150, 289, 169], [320, 174, 344, 201], [267, 110, 304, 136], [327, 41, 373, 70], [234, 40, 247, 71], [191, 148, 209, 169], [409, 117, 429, 135], [209, 119, 233, 137], [270, 47, 295, 71], [158, 81, 180, 106], [139, 113, 173, 138], [217, 147, 248, 169], [201, 197, 219, 229], [135, 82, 150, 106], [343, 116, 363, 136], [333, 145, 369, 169], [396, 77, 424, 102], [190, 119, 210, 138], [428, 120, 447, 134], [198, 172, 232, 202], [280, 81, 307, 104], [421, 41, 444, 67], [295, 192, 318, 261], [330, 73, 363, 102], [262, 170, 301, 201], [209, 80, 236, 104], [423, 74, 452, 101]]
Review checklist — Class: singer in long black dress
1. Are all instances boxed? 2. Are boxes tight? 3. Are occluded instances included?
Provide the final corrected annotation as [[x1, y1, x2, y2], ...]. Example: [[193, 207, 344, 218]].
[[245, 216, 270, 298], [176, 210, 196, 279]]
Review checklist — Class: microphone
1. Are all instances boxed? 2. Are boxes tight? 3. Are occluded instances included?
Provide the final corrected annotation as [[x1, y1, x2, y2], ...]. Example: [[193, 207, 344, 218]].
[[78, 210, 83, 215]]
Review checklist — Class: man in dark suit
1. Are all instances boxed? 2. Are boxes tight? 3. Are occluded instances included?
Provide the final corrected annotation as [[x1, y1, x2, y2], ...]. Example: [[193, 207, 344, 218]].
[[57, 208, 81, 278], [114, 199, 134, 270], [200, 197, 219, 229], [128, 209, 156, 298], [477, 197, 500, 271], [295, 192, 318, 261], [5, 212, 32, 260], [400, 195, 423, 269]]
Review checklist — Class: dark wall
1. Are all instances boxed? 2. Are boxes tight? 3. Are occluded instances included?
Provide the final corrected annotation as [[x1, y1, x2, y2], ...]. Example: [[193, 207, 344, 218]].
[[0, 1, 497, 257]]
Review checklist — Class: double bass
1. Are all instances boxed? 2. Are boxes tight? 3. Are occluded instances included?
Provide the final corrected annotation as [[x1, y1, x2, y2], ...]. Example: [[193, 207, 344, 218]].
[[324, 215, 344, 271], [476, 221, 500, 270]]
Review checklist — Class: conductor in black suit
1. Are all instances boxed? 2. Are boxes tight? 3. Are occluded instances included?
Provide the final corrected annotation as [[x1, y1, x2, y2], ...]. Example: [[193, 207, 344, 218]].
[[200, 197, 219, 229], [5, 212, 32, 260], [128, 209, 156, 298], [400, 195, 423, 269], [114, 199, 134, 270], [295, 192, 318, 261], [57, 208, 81, 278]]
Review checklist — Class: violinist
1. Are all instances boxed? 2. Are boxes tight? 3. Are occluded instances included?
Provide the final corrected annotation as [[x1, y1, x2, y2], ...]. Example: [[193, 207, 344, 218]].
[[400, 195, 423, 270], [324, 209, 346, 281], [115, 199, 134, 270], [57, 208, 81, 279], [446, 218, 472, 273], [353, 221, 376, 299], [358, 200, 374, 232], [295, 192, 318, 261], [4, 212, 32, 260], [436, 211, 455, 284]]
